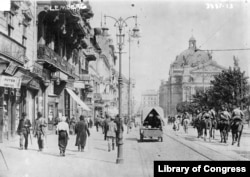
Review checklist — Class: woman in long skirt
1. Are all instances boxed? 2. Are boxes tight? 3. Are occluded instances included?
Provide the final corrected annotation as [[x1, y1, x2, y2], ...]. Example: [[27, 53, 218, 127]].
[[56, 116, 69, 156]]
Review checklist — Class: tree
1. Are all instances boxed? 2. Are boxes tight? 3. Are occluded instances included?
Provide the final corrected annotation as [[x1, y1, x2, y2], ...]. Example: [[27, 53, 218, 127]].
[[192, 67, 249, 112], [176, 101, 198, 114]]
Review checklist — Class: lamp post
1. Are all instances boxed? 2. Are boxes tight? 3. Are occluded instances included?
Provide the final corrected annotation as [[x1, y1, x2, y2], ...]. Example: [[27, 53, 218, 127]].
[[104, 14, 139, 164], [128, 29, 140, 134]]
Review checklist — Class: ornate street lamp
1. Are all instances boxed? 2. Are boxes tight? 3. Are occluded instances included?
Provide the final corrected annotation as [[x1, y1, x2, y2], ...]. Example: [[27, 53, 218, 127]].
[[128, 28, 140, 134], [104, 14, 139, 164]]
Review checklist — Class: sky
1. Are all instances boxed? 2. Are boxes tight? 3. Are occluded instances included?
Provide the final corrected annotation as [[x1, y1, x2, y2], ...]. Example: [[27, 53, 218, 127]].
[[89, 0, 250, 105], [2, 0, 249, 107]]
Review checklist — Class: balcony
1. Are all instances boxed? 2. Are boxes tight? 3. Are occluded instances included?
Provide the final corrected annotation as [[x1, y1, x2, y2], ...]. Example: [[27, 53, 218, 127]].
[[37, 44, 75, 78], [0, 32, 26, 65]]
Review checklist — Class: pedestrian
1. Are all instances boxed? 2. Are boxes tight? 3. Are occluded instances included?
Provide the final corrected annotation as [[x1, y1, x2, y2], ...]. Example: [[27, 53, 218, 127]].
[[34, 112, 47, 152], [107, 116, 117, 152], [89, 118, 93, 128], [17, 112, 31, 150], [103, 114, 111, 140], [114, 115, 124, 146], [75, 115, 90, 152], [95, 115, 100, 132], [69, 115, 76, 135], [56, 116, 70, 156]]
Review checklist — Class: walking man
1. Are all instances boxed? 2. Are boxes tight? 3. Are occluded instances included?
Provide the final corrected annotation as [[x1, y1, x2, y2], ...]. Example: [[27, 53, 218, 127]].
[[107, 116, 117, 152], [103, 114, 110, 140], [56, 116, 69, 156], [17, 112, 31, 150], [34, 112, 47, 152], [75, 115, 90, 152]]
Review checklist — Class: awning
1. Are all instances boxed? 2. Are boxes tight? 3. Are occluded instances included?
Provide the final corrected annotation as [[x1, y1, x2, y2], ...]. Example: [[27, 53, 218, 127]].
[[65, 88, 91, 111]]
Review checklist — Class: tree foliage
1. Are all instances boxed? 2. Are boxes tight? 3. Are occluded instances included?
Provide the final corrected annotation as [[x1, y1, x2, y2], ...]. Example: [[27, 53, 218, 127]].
[[192, 67, 249, 112], [176, 101, 198, 114]]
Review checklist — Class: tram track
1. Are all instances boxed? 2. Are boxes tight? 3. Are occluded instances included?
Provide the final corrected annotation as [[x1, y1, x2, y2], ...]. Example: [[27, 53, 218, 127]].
[[163, 131, 213, 160], [163, 127, 246, 161]]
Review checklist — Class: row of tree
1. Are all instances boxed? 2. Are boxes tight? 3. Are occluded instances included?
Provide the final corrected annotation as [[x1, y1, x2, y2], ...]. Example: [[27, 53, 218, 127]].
[[176, 67, 250, 118]]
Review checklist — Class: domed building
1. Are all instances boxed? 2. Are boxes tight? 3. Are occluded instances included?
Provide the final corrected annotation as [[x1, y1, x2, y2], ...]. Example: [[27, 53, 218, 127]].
[[159, 37, 226, 116]]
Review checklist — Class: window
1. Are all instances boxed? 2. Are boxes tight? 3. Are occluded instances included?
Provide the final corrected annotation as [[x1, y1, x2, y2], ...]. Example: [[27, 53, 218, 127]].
[[6, 12, 14, 37], [22, 36, 27, 46]]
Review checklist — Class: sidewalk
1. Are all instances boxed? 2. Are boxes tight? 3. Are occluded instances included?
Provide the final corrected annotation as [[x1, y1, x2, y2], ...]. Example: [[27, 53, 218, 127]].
[[0, 126, 146, 177]]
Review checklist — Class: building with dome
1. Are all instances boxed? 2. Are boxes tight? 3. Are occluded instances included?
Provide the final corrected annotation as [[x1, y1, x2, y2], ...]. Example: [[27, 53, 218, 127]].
[[159, 37, 226, 116]]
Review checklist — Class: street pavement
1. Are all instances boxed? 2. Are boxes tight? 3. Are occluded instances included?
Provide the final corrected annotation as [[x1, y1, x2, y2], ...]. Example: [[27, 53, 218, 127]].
[[0, 126, 146, 177], [163, 121, 250, 161], [0, 122, 250, 177]]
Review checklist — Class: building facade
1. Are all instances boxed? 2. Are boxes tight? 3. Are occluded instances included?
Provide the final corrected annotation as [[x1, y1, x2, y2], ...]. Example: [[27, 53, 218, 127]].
[[161, 36, 226, 116], [141, 90, 159, 108], [0, 0, 38, 142], [0, 0, 119, 142]]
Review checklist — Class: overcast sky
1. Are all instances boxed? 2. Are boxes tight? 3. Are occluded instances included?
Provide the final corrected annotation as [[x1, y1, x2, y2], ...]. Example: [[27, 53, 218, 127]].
[[89, 0, 250, 104]]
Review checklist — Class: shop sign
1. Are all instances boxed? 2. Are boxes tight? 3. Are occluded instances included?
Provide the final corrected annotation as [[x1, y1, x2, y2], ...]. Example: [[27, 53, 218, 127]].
[[0, 75, 22, 88], [28, 79, 40, 90], [4, 62, 18, 75], [32, 63, 43, 76], [74, 81, 85, 88]]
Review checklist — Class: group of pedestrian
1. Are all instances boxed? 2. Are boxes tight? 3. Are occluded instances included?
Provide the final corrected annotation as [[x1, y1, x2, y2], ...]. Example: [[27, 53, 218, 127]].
[[17, 112, 90, 157], [97, 114, 124, 152]]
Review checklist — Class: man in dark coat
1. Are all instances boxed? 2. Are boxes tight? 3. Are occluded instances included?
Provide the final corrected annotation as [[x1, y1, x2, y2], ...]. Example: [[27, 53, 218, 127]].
[[114, 115, 124, 146], [75, 115, 90, 152], [17, 112, 31, 150], [103, 114, 111, 140]]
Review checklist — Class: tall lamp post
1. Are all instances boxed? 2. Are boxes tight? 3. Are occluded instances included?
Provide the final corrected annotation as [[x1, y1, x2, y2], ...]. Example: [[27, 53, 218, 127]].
[[128, 29, 140, 133], [104, 14, 139, 164]]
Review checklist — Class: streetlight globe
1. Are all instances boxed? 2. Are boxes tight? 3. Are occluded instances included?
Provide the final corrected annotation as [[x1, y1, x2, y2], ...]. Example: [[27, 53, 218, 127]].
[[132, 26, 140, 38]]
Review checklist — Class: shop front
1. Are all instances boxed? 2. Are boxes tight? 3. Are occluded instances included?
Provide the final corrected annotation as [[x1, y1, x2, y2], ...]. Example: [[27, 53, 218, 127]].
[[0, 75, 22, 142]]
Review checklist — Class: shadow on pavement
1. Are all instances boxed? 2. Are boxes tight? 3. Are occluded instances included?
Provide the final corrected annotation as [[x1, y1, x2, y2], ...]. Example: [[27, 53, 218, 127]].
[[125, 137, 138, 141], [94, 147, 108, 152], [137, 139, 161, 143]]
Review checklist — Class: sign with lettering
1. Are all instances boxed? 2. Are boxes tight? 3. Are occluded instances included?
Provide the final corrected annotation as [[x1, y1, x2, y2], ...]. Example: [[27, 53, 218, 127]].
[[0, 75, 22, 88], [5, 62, 18, 75], [32, 63, 43, 77]]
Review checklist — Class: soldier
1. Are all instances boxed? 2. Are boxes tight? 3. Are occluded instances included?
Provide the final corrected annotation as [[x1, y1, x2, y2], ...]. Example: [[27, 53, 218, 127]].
[[231, 105, 244, 125], [220, 105, 231, 120], [34, 112, 47, 152], [17, 112, 31, 150]]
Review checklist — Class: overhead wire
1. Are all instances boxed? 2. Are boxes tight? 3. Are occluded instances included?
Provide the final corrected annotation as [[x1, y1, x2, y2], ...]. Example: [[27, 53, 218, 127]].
[[198, 9, 238, 49]]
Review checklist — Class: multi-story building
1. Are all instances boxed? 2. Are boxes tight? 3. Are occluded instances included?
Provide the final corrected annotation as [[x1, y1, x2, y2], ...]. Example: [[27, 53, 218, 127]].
[[36, 0, 99, 130], [0, 0, 123, 143], [162, 36, 226, 116], [90, 27, 118, 118], [0, 0, 37, 142], [141, 90, 159, 109], [159, 80, 168, 117]]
